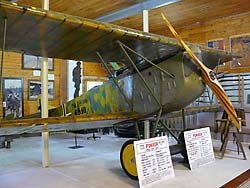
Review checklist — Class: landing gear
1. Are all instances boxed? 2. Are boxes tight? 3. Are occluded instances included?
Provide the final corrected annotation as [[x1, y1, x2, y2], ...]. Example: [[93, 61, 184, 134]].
[[178, 130, 189, 163], [178, 129, 193, 163], [120, 139, 138, 180]]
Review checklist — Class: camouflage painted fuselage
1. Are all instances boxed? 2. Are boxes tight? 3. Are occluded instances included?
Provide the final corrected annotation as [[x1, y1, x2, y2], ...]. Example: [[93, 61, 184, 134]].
[[49, 51, 205, 118]]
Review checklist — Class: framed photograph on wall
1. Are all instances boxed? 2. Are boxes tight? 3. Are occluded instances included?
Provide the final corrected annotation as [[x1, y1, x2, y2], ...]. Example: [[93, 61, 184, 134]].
[[22, 53, 54, 70], [230, 34, 250, 68], [207, 39, 225, 51], [2, 77, 24, 118], [28, 80, 54, 100], [207, 39, 225, 68]]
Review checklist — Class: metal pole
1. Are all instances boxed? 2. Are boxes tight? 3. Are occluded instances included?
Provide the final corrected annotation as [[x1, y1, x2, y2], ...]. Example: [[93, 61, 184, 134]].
[[42, 0, 49, 168], [151, 107, 162, 137], [144, 120, 150, 139], [135, 121, 141, 140], [159, 120, 181, 143], [182, 108, 186, 130]]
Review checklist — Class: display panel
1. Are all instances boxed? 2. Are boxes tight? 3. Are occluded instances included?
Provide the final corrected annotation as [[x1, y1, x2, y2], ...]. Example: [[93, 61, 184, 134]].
[[2, 77, 24, 118]]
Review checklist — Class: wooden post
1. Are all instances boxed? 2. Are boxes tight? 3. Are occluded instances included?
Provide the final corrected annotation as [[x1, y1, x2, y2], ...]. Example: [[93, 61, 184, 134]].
[[41, 0, 49, 168], [143, 10, 149, 32], [143, 10, 150, 139]]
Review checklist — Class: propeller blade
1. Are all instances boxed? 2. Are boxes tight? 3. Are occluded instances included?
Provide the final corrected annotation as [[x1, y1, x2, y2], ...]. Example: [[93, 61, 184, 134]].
[[161, 13, 240, 131]]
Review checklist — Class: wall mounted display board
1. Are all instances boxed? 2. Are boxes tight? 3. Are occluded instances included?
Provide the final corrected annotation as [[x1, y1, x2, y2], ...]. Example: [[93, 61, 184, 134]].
[[2, 77, 24, 118], [184, 127, 214, 170], [207, 39, 225, 50], [230, 34, 250, 69], [23, 54, 54, 70], [134, 136, 174, 188], [28, 80, 54, 100], [207, 39, 225, 68], [86, 81, 103, 91]]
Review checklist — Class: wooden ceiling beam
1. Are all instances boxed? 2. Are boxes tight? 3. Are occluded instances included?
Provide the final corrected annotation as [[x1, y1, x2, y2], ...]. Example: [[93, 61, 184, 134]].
[[96, 0, 181, 22]]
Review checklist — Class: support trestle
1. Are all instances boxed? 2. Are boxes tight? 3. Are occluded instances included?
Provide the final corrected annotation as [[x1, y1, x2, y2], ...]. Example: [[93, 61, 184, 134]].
[[216, 117, 247, 160]]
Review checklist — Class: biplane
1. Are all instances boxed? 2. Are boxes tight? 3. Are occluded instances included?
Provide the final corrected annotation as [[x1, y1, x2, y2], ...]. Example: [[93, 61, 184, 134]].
[[0, 1, 240, 180]]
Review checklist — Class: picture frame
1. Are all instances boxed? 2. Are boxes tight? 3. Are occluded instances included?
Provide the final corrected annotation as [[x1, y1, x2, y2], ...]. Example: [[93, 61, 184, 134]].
[[28, 80, 54, 100], [2, 77, 24, 118], [230, 33, 250, 69], [22, 53, 54, 70], [207, 38, 225, 51], [207, 39, 225, 68]]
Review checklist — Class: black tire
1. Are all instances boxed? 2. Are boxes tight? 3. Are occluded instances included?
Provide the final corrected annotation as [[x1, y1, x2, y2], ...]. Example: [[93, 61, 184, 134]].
[[120, 139, 138, 180]]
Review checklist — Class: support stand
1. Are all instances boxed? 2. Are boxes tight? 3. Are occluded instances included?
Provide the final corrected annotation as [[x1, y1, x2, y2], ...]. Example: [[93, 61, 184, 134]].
[[220, 125, 246, 160], [0, 137, 4, 148], [69, 133, 84, 149], [216, 119, 246, 160], [87, 132, 101, 141], [0, 136, 12, 149]]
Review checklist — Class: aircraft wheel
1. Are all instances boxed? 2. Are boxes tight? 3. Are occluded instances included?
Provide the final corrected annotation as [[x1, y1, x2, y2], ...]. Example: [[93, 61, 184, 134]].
[[120, 139, 138, 180]]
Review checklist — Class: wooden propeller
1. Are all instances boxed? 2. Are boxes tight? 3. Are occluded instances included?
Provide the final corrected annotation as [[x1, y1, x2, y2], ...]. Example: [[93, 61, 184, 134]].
[[161, 13, 240, 131]]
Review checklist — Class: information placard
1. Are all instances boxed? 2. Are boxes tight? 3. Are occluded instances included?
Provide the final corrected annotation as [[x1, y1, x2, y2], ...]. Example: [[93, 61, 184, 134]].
[[134, 136, 175, 188], [184, 127, 215, 170]]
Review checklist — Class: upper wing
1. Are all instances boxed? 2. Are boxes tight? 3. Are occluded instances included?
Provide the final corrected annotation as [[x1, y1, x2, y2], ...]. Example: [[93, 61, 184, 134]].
[[0, 1, 233, 68], [0, 112, 140, 136]]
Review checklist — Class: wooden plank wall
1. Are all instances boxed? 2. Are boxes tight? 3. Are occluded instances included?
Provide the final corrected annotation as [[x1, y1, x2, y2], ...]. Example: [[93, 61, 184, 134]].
[[175, 12, 250, 73], [59, 60, 68, 104], [0, 51, 65, 118], [82, 62, 108, 92], [83, 62, 107, 77], [0, 53, 107, 119]]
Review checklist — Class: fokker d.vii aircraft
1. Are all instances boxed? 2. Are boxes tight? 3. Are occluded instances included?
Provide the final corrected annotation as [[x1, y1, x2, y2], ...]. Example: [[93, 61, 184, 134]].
[[0, 1, 240, 180]]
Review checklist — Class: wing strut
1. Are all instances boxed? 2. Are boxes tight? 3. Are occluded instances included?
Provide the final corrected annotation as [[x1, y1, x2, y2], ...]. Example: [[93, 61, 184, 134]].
[[96, 52, 133, 109], [161, 13, 240, 131], [117, 40, 162, 108], [117, 41, 175, 79], [117, 41, 163, 137]]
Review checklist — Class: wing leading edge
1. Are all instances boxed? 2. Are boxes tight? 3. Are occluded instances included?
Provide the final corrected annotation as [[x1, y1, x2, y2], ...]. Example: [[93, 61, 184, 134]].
[[0, 1, 234, 68], [0, 112, 140, 136]]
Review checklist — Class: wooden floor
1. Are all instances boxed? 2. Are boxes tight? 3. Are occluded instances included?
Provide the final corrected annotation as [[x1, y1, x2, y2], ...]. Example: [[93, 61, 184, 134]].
[[220, 169, 250, 188]]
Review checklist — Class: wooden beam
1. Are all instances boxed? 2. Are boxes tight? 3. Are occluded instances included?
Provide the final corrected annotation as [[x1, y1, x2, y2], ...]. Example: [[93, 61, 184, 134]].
[[42, 0, 49, 169], [96, 0, 180, 22]]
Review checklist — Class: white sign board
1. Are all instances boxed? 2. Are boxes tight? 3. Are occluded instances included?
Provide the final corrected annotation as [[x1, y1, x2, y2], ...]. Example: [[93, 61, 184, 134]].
[[184, 127, 215, 170], [134, 136, 175, 188]]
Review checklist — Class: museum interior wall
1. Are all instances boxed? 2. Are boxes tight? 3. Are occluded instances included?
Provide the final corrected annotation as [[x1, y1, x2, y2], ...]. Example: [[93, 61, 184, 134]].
[[0, 51, 66, 118], [158, 11, 250, 137], [174, 11, 250, 73], [82, 62, 108, 92], [0, 51, 108, 119]]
